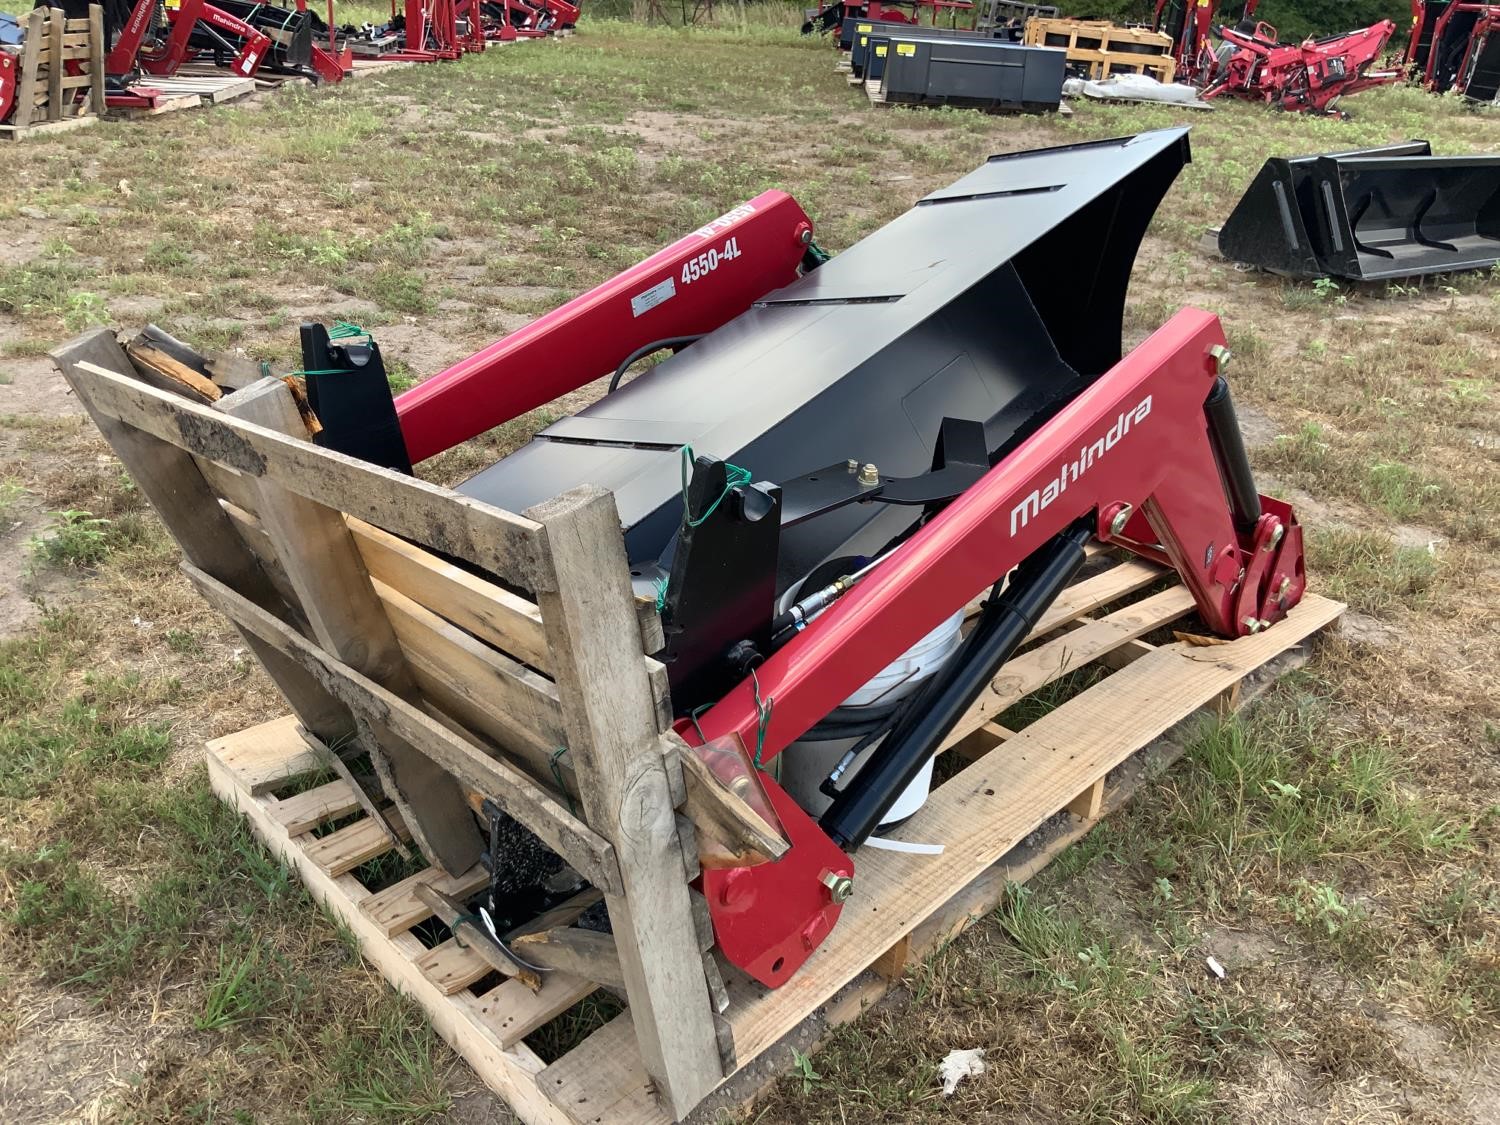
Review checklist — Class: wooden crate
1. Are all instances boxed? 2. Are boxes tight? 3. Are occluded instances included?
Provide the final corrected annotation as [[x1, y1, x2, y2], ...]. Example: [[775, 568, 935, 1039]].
[[1024, 16, 1176, 82], [0, 5, 104, 138], [50, 327, 1342, 1124]]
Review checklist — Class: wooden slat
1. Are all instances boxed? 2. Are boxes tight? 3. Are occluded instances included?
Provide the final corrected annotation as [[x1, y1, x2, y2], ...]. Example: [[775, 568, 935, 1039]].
[[208, 714, 324, 795], [417, 938, 501, 997], [66, 360, 543, 587], [938, 584, 1196, 753], [268, 778, 359, 835], [511, 928, 626, 990], [216, 379, 482, 875], [53, 333, 355, 742], [46, 11, 63, 123], [361, 863, 489, 937], [377, 580, 564, 772], [183, 562, 622, 896], [13, 12, 45, 133], [527, 486, 724, 1117], [88, 4, 104, 114], [303, 807, 411, 876], [350, 518, 551, 674], [462, 974, 597, 1050]]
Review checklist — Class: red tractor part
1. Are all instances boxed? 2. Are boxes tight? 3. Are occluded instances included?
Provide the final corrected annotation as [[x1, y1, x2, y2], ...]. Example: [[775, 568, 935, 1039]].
[[107, 0, 271, 81], [1154, 0, 1259, 82], [1408, 1, 1500, 96], [396, 191, 817, 463], [1200, 19, 1402, 113], [366, 129, 1308, 988], [805, 0, 968, 37], [0, 50, 15, 124]]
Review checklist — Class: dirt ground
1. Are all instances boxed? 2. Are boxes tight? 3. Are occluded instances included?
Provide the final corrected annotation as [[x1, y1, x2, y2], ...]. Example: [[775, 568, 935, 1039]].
[[1, 20, 1497, 1125]]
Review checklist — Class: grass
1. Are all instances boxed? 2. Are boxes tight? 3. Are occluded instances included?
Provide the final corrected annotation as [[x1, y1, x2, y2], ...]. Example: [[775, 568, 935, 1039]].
[[0, 15, 1497, 1125]]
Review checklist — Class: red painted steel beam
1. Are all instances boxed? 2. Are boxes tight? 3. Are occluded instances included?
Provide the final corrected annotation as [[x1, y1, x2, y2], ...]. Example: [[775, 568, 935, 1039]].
[[694, 308, 1305, 986], [395, 192, 815, 463]]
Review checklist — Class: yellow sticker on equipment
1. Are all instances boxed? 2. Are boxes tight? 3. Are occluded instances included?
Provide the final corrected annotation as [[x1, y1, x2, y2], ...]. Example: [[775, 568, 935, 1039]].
[[876, 45, 887, 56], [857, 22, 872, 31], [897, 43, 916, 56], [859, 35, 867, 45]]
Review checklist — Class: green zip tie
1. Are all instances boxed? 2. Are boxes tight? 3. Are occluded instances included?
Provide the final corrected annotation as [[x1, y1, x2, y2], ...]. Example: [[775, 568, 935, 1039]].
[[750, 668, 773, 774], [680, 443, 752, 529]]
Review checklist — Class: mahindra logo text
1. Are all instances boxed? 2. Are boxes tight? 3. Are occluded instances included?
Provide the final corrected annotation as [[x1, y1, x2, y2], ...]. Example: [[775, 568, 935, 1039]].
[[1009, 396, 1153, 536]]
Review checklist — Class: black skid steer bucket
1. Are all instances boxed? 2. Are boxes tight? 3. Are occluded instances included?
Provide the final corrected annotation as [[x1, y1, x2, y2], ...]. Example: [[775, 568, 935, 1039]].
[[1219, 142, 1500, 281]]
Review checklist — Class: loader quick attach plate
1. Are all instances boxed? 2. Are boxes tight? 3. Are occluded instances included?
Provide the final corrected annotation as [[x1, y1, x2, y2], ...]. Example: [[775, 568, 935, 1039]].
[[1219, 141, 1500, 280], [457, 129, 1190, 599]]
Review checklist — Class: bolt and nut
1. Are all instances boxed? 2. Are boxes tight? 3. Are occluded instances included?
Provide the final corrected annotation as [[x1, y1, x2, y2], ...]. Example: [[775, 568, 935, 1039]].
[[1108, 503, 1133, 537], [819, 869, 854, 903], [857, 462, 880, 487]]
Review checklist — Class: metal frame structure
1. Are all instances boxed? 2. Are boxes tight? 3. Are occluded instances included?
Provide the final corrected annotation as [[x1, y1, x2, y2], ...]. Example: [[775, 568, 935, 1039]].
[[391, 130, 1308, 989]]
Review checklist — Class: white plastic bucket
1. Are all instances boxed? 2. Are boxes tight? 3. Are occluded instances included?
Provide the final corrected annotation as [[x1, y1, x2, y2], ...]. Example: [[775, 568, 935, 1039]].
[[779, 608, 965, 827]]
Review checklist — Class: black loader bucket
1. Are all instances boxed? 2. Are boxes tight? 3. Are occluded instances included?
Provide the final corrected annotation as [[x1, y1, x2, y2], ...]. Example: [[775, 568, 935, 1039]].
[[459, 130, 1189, 600], [1219, 142, 1500, 280], [1460, 21, 1500, 102]]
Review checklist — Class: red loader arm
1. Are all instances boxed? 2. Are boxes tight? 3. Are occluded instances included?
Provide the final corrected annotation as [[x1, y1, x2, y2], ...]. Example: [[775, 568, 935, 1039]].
[[395, 193, 816, 462], [690, 306, 1304, 985]]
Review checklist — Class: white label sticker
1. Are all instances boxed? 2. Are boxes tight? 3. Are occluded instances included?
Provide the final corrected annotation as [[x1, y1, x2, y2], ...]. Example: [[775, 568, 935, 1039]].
[[630, 276, 677, 318]]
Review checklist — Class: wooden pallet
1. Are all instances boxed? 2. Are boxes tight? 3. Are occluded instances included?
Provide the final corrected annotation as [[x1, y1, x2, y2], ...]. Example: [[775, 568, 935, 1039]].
[[0, 5, 104, 135], [140, 73, 257, 105], [107, 91, 203, 119], [1024, 16, 1176, 82], [210, 560, 1340, 1125]]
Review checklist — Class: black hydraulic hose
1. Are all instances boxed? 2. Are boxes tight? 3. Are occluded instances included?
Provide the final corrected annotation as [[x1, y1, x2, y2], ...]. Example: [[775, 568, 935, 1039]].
[[818, 520, 1096, 851], [798, 695, 908, 742], [607, 335, 705, 393], [1203, 376, 1262, 535]]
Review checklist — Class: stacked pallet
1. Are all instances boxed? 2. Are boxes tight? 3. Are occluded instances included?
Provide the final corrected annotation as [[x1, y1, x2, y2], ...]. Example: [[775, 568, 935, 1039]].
[[1, 5, 105, 139], [1023, 16, 1176, 82]]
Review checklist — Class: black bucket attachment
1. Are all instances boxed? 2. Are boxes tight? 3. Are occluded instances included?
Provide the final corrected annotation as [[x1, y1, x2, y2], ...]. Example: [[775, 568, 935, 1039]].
[[1219, 142, 1500, 280], [459, 129, 1190, 589], [1459, 19, 1500, 102]]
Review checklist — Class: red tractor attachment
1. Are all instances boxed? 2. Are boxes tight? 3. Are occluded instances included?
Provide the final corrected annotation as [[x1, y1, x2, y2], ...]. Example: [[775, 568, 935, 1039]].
[[1154, 0, 1259, 82], [1409, 1, 1500, 99], [0, 47, 15, 125], [309, 129, 1306, 989], [1199, 18, 1402, 114]]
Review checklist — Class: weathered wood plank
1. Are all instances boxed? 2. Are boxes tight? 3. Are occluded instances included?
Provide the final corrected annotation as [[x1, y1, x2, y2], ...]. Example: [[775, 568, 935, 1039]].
[[66, 359, 543, 587], [461, 974, 597, 1050], [217, 379, 482, 875], [303, 807, 410, 876], [51, 332, 352, 742], [268, 778, 359, 836], [376, 580, 564, 775], [361, 864, 489, 938], [183, 563, 622, 896], [350, 518, 551, 674], [527, 486, 723, 1117]]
